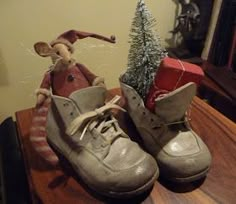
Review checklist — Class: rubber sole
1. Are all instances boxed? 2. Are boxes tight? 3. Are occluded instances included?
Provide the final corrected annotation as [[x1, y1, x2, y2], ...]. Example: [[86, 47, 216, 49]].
[[90, 169, 158, 198], [164, 167, 210, 183]]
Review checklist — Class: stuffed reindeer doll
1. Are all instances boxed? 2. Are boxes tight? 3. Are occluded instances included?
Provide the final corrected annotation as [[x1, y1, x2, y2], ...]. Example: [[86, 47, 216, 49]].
[[30, 30, 116, 165]]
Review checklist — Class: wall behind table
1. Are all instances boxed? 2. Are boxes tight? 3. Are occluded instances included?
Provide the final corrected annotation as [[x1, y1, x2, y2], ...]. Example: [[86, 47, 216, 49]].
[[0, 0, 176, 122]]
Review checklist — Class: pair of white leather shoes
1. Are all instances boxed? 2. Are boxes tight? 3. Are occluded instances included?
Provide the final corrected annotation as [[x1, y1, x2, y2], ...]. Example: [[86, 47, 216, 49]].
[[34, 80, 211, 198]]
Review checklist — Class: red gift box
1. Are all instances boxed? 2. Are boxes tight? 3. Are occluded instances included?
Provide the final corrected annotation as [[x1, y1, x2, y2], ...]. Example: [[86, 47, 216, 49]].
[[145, 57, 204, 111]]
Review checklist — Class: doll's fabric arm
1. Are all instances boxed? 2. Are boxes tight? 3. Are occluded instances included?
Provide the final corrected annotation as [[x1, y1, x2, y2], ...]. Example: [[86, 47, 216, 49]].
[[35, 72, 51, 105]]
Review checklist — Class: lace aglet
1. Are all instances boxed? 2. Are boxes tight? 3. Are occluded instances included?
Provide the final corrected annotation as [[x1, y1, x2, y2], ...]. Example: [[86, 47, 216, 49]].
[[79, 122, 90, 140], [79, 131, 86, 141]]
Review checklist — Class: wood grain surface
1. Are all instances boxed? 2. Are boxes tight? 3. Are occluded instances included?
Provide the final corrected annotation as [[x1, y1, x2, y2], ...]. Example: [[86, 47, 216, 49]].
[[15, 89, 236, 204]]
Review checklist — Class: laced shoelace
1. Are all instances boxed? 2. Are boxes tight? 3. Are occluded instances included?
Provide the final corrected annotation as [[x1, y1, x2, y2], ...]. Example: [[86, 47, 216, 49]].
[[66, 95, 126, 141]]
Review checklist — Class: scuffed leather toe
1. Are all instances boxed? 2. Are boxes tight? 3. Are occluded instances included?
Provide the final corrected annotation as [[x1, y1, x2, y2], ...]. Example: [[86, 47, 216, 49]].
[[102, 138, 159, 193], [157, 131, 212, 182], [158, 139, 211, 182], [68, 138, 158, 196], [108, 149, 159, 193]]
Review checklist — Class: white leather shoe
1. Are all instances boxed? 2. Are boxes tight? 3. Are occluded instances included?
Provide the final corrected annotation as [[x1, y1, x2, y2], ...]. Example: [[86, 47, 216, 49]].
[[120, 80, 212, 182], [46, 86, 159, 197]]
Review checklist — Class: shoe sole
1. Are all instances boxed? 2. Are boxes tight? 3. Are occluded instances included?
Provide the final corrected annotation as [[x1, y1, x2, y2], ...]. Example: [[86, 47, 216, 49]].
[[163, 167, 210, 183], [91, 169, 158, 198], [47, 137, 158, 198]]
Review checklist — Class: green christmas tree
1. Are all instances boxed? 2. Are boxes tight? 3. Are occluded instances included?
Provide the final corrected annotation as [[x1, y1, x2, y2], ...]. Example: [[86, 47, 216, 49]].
[[122, 0, 167, 100]]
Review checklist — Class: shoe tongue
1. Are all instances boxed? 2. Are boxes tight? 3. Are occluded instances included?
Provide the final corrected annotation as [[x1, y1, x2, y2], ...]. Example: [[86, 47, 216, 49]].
[[154, 82, 196, 123], [69, 86, 107, 113]]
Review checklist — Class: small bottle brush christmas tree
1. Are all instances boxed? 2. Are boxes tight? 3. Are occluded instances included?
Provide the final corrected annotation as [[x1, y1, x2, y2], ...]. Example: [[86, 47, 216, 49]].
[[122, 0, 167, 100]]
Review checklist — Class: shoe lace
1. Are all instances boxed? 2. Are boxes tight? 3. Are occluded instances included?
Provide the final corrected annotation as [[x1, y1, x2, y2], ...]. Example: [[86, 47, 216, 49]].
[[66, 95, 126, 142]]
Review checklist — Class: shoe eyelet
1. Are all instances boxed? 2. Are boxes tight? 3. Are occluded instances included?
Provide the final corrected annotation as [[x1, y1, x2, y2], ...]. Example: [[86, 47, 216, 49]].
[[132, 96, 136, 100]]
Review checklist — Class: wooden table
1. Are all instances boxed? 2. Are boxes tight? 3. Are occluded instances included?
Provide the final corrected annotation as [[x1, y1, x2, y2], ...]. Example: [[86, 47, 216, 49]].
[[15, 89, 236, 204]]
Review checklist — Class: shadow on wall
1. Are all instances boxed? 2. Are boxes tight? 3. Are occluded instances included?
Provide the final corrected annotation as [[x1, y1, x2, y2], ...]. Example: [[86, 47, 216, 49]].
[[0, 48, 9, 86]]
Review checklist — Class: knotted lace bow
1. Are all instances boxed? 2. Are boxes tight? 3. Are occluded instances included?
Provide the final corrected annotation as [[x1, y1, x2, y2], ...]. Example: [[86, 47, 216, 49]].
[[66, 95, 126, 140]]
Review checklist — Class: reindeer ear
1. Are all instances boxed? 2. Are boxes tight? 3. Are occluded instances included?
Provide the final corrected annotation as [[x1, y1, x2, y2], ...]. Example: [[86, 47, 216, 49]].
[[34, 42, 54, 57]]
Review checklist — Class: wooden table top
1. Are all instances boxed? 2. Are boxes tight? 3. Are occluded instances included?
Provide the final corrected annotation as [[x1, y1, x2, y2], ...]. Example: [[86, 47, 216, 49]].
[[15, 89, 236, 204]]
